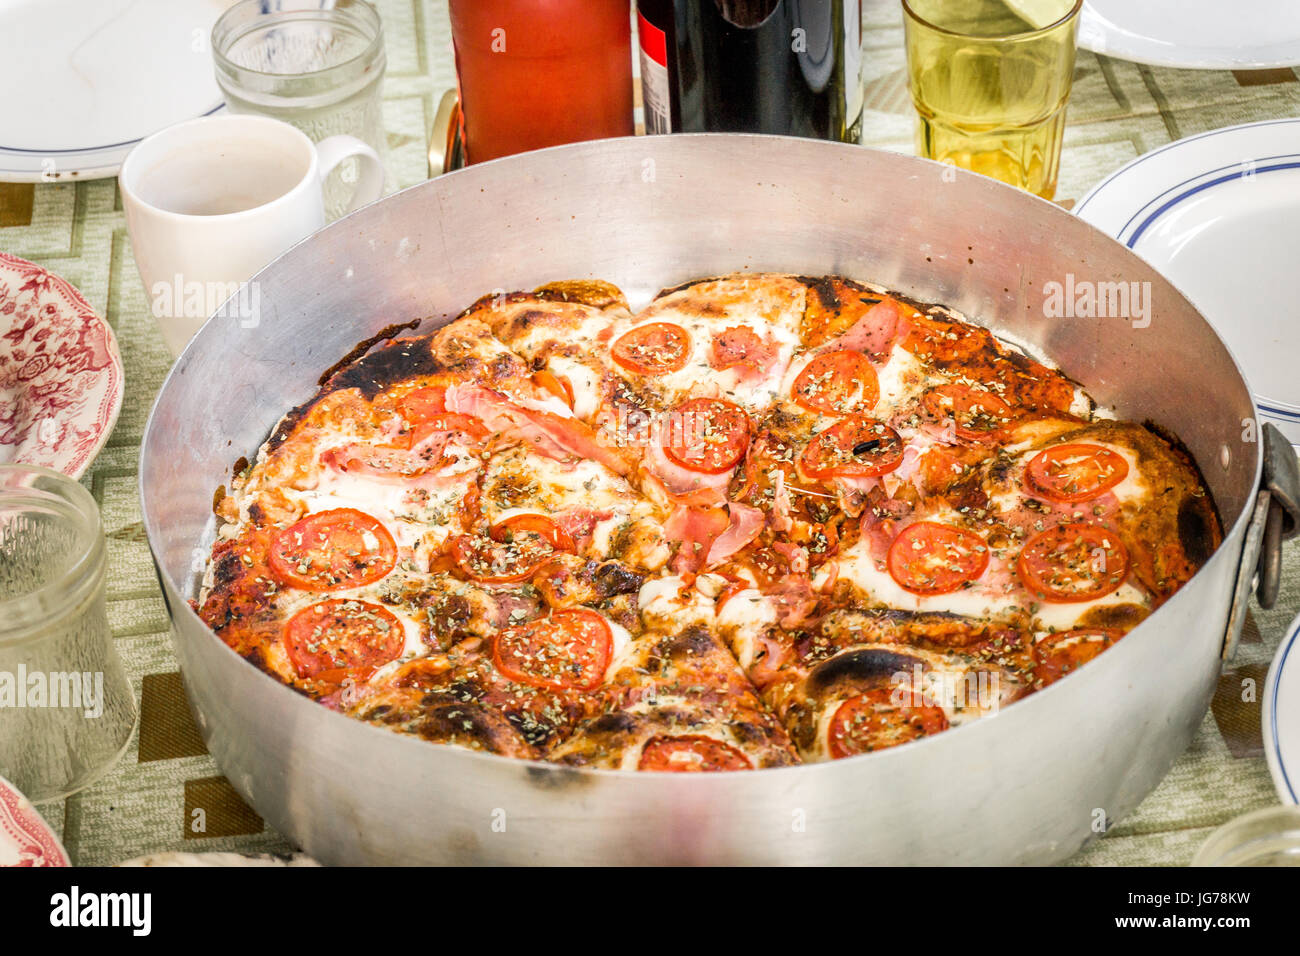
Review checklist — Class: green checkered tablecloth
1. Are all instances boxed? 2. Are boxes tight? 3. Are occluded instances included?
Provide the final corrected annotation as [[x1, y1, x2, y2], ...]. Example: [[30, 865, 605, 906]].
[[3, 0, 1298, 866]]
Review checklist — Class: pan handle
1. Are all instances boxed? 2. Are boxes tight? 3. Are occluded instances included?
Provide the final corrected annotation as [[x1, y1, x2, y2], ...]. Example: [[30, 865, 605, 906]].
[[1223, 423, 1300, 660]]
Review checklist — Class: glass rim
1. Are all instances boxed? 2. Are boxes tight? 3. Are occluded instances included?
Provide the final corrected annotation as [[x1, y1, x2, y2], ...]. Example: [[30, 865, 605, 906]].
[[0, 464, 105, 644], [211, 0, 385, 84], [1192, 804, 1300, 865], [901, 0, 1084, 41]]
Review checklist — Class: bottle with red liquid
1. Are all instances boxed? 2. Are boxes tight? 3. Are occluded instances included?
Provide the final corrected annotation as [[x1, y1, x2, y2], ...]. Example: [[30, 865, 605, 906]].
[[450, 0, 635, 164], [638, 0, 863, 142]]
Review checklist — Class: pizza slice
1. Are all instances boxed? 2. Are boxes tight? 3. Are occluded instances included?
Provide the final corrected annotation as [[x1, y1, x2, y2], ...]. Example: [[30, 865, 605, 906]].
[[549, 582, 798, 770], [345, 605, 635, 757]]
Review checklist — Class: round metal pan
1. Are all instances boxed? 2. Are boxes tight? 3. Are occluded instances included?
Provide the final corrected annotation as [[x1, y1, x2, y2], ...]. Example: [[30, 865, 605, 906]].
[[141, 135, 1267, 864]]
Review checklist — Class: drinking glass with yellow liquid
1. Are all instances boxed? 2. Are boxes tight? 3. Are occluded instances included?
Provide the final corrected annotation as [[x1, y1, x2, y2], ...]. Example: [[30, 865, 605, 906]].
[[903, 0, 1082, 200]]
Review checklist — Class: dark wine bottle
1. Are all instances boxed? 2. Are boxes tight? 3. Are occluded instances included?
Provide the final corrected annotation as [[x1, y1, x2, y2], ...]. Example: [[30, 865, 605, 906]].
[[639, 0, 863, 142], [637, 0, 676, 135]]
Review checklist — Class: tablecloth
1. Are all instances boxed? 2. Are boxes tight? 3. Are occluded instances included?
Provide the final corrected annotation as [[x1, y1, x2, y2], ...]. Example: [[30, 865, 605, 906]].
[[2, 0, 1298, 866]]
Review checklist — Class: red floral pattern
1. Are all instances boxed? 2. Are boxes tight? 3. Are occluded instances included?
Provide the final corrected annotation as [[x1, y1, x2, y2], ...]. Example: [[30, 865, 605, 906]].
[[0, 776, 69, 867], [0, 252, 122, 477]]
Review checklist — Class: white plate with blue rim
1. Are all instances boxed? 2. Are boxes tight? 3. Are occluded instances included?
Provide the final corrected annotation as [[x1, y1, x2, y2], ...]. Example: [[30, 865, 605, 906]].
[[1265, 614, 1300, 804], [1076, 119, 1300, 445], [0, 0, 230, 183], [1077, 0, 1300, 69]]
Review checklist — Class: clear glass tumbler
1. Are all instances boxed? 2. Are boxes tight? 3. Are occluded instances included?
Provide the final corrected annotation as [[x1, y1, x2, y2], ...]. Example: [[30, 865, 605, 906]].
[[212, 0, 388, 220], [0, 465, 136, 803], [903, 0, 1081, 200]]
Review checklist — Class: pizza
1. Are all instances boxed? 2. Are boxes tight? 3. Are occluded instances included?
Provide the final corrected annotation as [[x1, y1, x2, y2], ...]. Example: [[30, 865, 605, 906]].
[[198, 273, 1220, 770]]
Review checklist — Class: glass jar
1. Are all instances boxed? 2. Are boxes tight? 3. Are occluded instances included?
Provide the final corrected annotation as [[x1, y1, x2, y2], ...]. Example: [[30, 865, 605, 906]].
[[0, 465, 136, 803], [212, 0, 388, 220], [1192, 805, 1300, 866]]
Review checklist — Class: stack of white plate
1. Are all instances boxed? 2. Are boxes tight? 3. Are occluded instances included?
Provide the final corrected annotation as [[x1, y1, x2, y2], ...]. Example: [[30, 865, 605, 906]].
[[1077, 119, 1300, 445], [1078, 0, 1300, 69], [1266, 617, 1300, 805]]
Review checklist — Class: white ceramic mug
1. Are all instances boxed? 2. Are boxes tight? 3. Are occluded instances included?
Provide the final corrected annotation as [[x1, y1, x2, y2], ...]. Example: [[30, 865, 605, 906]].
[[120, 114, 384, 358]]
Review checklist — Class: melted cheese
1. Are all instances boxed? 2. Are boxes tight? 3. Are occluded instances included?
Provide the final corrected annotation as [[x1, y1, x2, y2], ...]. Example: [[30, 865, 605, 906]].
[[510, 307, 615, 357], [638, 574, 715, 628], [821, 536, 1025, 619], [481, 451, 652, 561], [483, 452, 634, 516], [1031, 583, 1149, 632], [824, 517, 1151, 634], [874, 345, 940, 418], [546, 354, 605, 421], [286, 463, 472, 554], [714, 587, 779, 670]]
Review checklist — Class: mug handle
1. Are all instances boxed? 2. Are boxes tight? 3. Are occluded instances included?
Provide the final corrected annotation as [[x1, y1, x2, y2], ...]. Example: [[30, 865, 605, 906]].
[[315, 135, 386, 213]]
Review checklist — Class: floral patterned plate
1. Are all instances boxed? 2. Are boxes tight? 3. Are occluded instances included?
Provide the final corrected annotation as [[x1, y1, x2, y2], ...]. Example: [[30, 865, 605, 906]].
[[0, 252, 123, 478], [0, 774, 69, 867]]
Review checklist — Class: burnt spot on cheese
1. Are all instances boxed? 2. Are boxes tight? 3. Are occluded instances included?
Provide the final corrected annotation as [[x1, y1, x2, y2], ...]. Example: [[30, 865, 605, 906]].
[[797, 275, 886, 347], [658, 626, 716, 663], [410, 702, 499, 742], [604, 521, 637, 564], [873, 608, 993, 645], [512, 309, 550, 331], [532, 556, 645, 609], [391, 701, 536, 758], [595, 594, 641, 634], [729, 719, 769, 746], [587, 711, 637, 735], [371, 651, 598, 753], [1075, 602, 1149, 632], [261, 342, 444, 455], [1142, 417, 1224, 560], [484, 470, 538, 508], [810, 609, 1000, 664], [806, 647, 925, 698], [593, 561, 645, 597], [210, 549, 247, 598], [486, 351, 518, 383], [761, 404, 805, 434], [442, 677, 485, 702], [985, 449, 1020, 488]]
